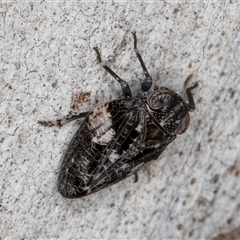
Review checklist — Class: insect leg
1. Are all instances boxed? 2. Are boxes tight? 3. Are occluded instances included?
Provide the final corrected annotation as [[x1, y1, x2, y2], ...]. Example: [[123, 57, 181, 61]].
[[132, 31, 152, 92], [38, 111, 89, 127], [93, 47, 132, 98], [185, 74, 198, 112], [134, 173, 138, 183]]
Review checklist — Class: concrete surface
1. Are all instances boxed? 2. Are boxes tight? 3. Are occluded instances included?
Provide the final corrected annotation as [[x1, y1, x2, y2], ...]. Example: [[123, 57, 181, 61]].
[[1, 2, 240, 239]]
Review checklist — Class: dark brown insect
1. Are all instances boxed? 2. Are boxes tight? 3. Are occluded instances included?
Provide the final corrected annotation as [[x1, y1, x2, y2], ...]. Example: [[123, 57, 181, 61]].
[[39, 32, 198, 198]]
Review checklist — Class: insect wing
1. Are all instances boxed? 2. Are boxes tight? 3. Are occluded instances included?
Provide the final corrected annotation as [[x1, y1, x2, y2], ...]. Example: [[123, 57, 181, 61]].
[[57, 98, 134, 198]]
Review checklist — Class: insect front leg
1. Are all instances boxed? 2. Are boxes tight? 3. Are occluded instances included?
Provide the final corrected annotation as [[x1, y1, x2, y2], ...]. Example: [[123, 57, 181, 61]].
[[93, 47, 132, 98], [184, 74, 198, 112], [132, 32, 152, 92], [38, 111, 89, 127]]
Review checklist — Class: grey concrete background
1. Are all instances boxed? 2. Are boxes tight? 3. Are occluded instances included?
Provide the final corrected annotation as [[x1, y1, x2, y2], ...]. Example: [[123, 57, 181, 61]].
[[1, 2, 240, 239]]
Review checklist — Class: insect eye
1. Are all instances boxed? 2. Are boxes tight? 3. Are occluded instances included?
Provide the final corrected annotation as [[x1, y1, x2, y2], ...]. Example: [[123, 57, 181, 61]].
[[147, 89, 173, 109]]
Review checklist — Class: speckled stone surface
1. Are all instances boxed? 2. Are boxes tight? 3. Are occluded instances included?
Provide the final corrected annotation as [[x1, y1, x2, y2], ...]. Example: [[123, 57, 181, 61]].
[[1, 2, 240, 239]]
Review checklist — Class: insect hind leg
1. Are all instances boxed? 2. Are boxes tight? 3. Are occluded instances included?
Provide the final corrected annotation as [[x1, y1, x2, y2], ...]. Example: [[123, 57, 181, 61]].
[[93, 47, 132, 98], [184, 74, 198, 112], [38, 111, 89, 127], [132, 32, 152, 92]]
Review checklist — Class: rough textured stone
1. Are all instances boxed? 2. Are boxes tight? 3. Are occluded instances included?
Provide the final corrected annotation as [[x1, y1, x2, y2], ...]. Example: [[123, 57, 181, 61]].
[[1, 2, 240, 239]]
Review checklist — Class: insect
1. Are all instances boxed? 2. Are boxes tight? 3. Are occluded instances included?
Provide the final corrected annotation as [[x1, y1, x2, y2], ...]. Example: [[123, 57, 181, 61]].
[[38, 32, 198, 198]]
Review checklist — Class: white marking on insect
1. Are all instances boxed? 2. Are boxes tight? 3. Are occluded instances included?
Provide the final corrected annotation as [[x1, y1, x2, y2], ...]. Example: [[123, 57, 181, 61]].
[[109, 150, 119, 163], [118, 163, 130, 172], [89, 103, 116, 145], [82, 186, 91, 192], [135, 124, 143, 132], [92, 128, 115, 145], [154, 143, 162, 148], [83, 176, 89, 183]]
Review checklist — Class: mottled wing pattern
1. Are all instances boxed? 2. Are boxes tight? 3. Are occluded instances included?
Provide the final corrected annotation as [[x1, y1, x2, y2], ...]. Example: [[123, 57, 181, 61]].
[[58, 98, 176, 198], [58, 98, 133, 197]]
